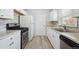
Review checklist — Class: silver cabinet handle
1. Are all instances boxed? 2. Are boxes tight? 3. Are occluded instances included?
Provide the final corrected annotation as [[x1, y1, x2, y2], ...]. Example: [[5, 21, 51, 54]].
[[9, 42, 14, 46], [10, 37, 13, 40]]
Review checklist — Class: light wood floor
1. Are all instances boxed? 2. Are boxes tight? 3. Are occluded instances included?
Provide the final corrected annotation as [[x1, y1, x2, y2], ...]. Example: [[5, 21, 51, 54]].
[[25, 36, 53, 49]]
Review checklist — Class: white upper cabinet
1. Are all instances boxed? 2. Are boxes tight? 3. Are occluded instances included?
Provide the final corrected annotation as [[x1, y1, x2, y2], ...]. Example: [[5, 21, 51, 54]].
[[60, 9, 79, 18], [0, 9, 14, 19], [58, 9, 79, 25], [49, 10, 58, 21], [60, 9, 72, 17], [72, 9, 79, 17], [57, 10, 62, 25], [58, 9, 73, 25], [0, 9, 26, 20]]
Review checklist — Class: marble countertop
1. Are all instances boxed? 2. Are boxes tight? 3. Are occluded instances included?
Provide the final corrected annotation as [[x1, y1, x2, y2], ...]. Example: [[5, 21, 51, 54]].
[[60, 32, 79, 44], [48, 27, 79, 44], [0, 30, 21, 39]]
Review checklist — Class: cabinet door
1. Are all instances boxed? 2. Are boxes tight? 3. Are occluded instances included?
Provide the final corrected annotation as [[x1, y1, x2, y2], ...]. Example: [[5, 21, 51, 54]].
[[47, 28, 49, 37], [58, 10, 63, 25], [50, 30, 55, 48], [8, 35, 16, 49], [47, 28, 52, 40], [49, 10, 58, 21], [54, 31, 60, 49], [0, 31, 20, 49], [59, 9, 73, 25], [30, 24, 34, 40], [52, 10, 58, 21], [72, 9, 79, 17], [47, 28, 55, 47], [0, 35, 16, 49], [49, 29, 60, 49], [0, 9, 14, 19], [61, 9, 72, 17], [0, 10, 4, 17], [8, 32, 20, 49], [0, 38, 9, 49], [4, 9, 14, 19], [14, 32, 20, 49]]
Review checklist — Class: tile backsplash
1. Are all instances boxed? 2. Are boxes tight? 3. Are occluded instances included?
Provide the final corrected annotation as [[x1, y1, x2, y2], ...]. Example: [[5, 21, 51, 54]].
[[62, 17, 77, 27], [0, 19, 6, 31], [47, 21, 58, 27], [0, 19, 18, 32]]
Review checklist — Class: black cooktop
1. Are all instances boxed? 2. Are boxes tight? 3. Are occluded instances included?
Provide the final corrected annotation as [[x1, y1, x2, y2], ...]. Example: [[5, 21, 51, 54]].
[[6, 23, 29, 33], [7, 27, 28, 31]]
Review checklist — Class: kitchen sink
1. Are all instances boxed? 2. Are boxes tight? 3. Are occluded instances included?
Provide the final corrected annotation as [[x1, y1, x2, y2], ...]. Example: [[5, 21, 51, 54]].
[[53, 28, 79, 33], [54, 28, 65, 32]]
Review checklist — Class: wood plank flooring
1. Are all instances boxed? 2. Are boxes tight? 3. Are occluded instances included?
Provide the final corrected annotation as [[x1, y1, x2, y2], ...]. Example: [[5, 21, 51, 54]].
[[25, 36, 53, 49]]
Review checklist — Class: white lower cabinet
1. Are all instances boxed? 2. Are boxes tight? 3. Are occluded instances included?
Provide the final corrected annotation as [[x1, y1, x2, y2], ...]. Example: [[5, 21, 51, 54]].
[[0, 31, 20, 49], [8, 35, 16, 49], [14, 32, 20, 49], [53, 30, 60, 49], [49, 9, 58, 21], [0, 38, 10, 49], [47, 28, 60, 49]]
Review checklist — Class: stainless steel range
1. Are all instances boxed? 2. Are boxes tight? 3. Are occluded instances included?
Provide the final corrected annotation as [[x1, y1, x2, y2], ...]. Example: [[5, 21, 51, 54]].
[[6, 23, 29, 49]]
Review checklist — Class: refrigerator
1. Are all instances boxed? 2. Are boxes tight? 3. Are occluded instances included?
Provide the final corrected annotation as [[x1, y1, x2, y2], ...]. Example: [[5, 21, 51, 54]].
[[20, 15, 34, 41]]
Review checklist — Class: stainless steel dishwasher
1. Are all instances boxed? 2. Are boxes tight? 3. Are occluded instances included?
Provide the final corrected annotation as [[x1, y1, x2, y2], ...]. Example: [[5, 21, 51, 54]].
[[60, 35, 79, 49]]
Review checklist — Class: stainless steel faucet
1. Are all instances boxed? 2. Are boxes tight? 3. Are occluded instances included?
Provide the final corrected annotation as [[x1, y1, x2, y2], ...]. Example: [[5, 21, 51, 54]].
[[62, 25, 67, 32]]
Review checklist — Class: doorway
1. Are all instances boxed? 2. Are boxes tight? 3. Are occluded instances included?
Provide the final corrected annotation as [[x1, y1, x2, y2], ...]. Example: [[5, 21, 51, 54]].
[[34, 14, 47, 36]]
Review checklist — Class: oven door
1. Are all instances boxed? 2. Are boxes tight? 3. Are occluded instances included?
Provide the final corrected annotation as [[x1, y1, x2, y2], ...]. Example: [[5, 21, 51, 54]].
[[22, 31, 28, 49]]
